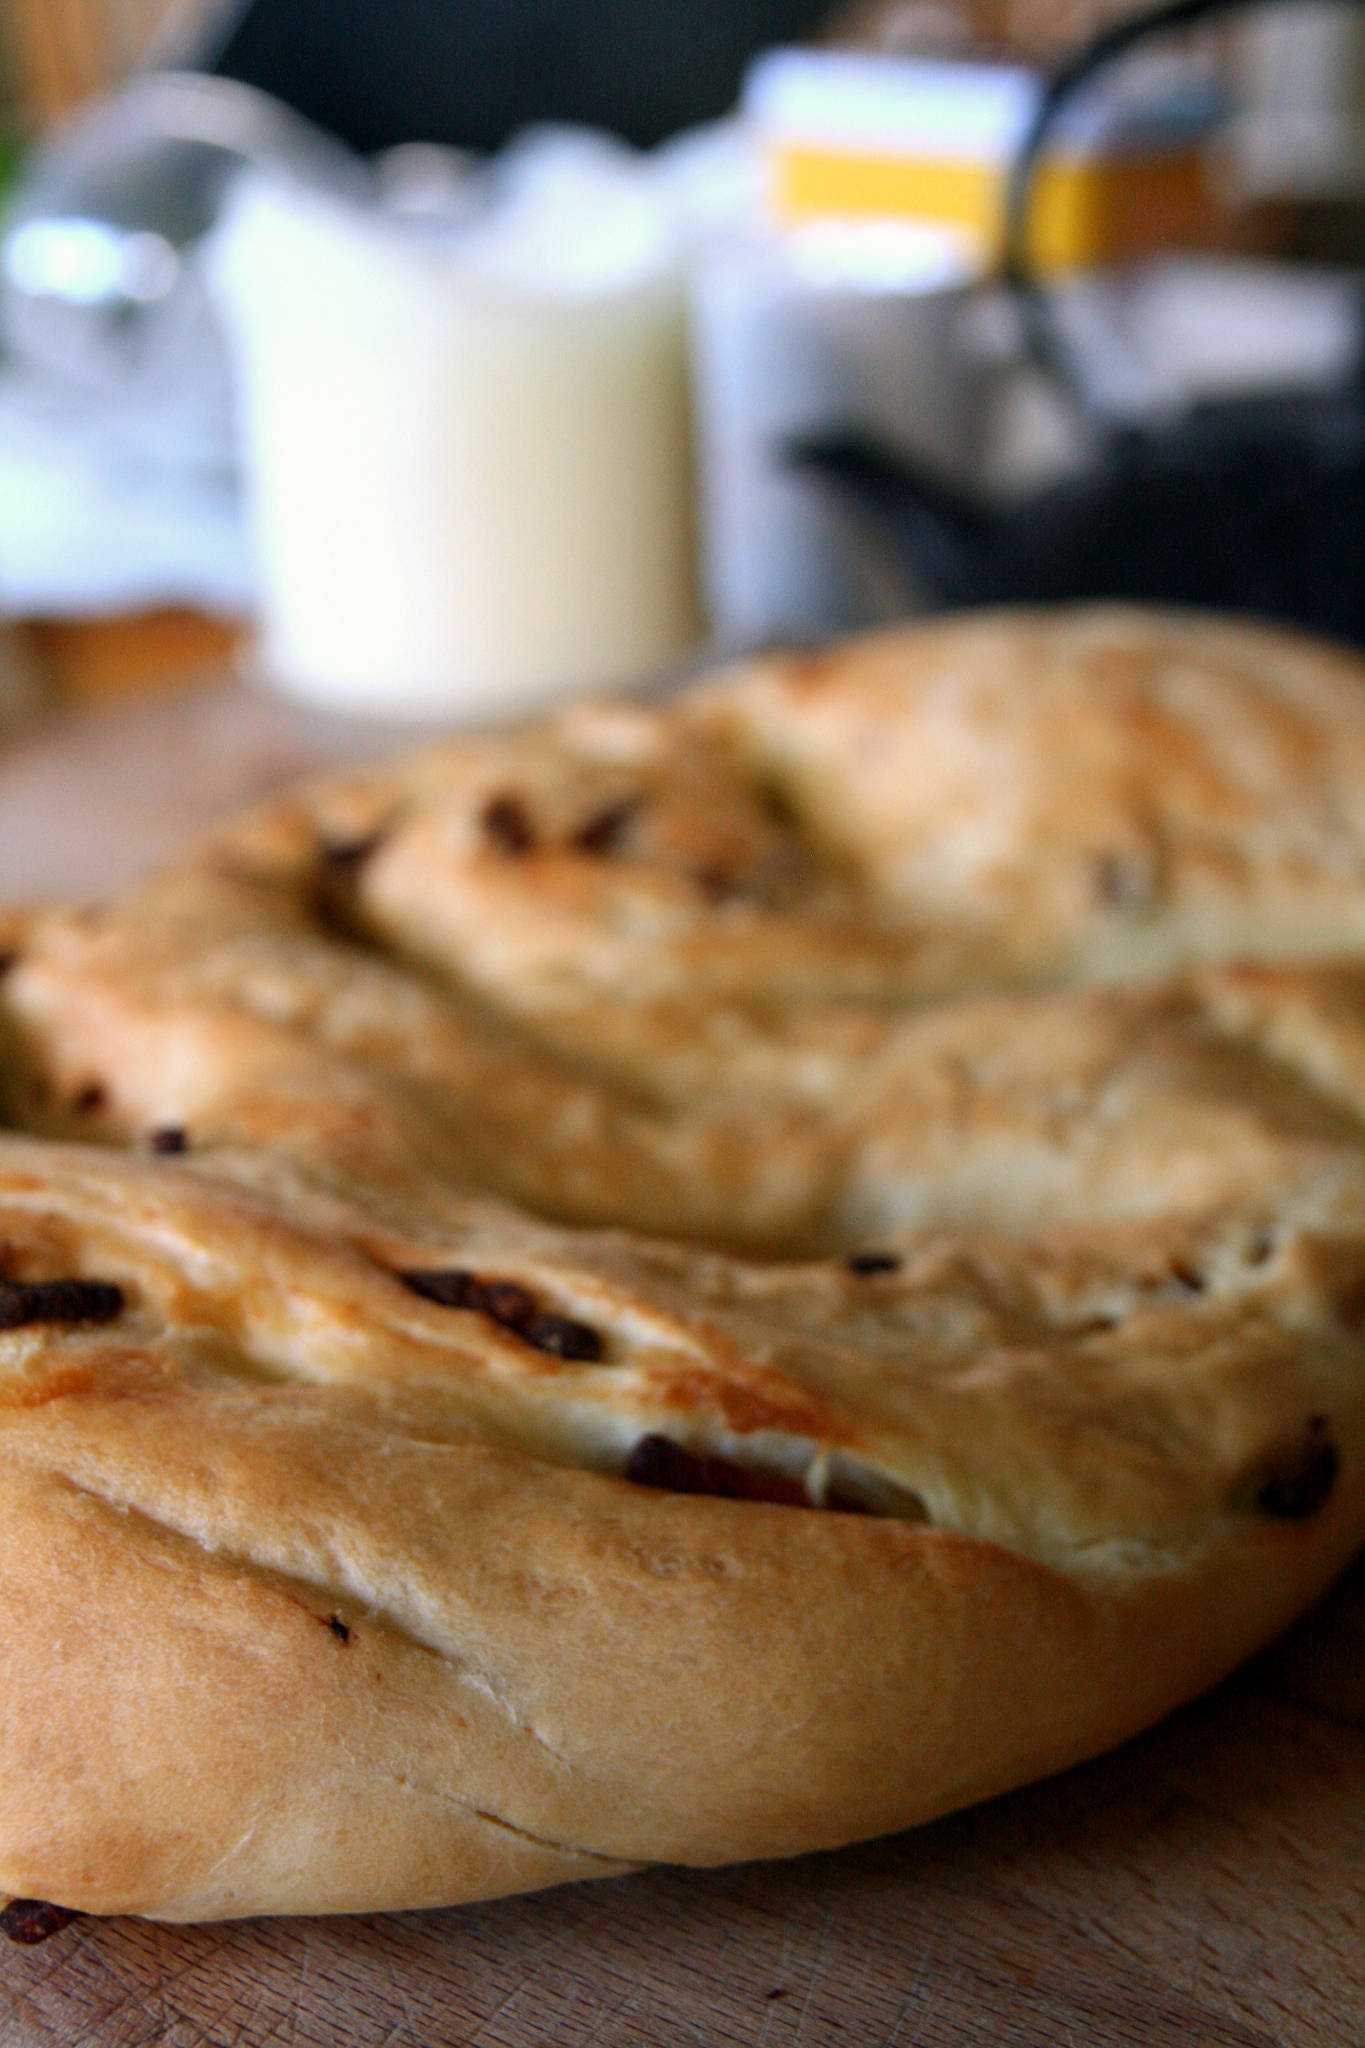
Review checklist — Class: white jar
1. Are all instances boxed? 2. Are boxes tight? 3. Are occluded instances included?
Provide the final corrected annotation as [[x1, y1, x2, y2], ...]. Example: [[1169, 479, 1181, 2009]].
[[209, 150, 702, 720]]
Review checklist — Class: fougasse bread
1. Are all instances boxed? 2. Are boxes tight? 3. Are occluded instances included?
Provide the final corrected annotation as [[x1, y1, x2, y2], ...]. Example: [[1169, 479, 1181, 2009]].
[[2, 604, 1365, 1925]]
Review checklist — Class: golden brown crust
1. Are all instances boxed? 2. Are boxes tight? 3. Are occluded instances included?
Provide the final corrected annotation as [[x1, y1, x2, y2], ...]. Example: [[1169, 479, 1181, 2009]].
[[0, 1144, 1360, 1920], [696, 606, 1365, 988], [3, 605, 1365, 1921]]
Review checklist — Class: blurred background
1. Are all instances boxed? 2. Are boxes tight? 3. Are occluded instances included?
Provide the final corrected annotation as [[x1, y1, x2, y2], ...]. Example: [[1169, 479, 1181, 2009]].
[[0, 0, 1364, 737]]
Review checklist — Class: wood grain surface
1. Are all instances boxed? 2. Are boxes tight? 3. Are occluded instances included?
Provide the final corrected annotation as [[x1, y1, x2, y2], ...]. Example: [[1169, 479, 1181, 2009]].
[[0, 681, 1362, 2048], [0, 677, 413, 906]]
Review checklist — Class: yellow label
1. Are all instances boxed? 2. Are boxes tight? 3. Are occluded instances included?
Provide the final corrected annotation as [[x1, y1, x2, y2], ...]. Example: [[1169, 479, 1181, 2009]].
[[769, 145, 1210, 271]]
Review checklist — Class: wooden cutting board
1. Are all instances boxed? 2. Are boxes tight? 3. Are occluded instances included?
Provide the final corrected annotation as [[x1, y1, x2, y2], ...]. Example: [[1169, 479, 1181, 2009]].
[[0, 681, 1362, 2048]]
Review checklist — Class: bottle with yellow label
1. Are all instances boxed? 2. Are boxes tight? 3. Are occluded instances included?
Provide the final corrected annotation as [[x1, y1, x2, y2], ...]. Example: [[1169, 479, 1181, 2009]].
[[745, 45, 1223, 273]]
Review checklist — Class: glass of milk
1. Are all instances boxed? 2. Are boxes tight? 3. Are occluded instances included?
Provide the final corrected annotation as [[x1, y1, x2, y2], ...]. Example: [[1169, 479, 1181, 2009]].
[[209, 136, 702, 719]]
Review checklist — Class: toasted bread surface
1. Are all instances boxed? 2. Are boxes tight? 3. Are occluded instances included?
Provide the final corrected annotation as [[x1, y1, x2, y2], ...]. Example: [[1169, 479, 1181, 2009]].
[[2, 607, 1365, 1918]]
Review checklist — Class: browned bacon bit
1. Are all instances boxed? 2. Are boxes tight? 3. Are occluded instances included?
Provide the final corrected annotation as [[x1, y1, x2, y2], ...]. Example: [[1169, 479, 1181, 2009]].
[[481, 793, 537, 856], [477, 1278, 541, 1328], [571, 797, 638, 857], [1168, 1259, 1206, 1296], [695, 862, 743, 904], [325, 1614, 352, 1644], [150, 1126, 189, 1155], [846, 1251, 901, 1276], [319, 828, 387, 871], [1093, 850, 1155, 912], [756, 779, 800, 829], [1256, 1415, 1339, 1520], [313, 834, 385, 933], [521, 1313, 603, 1362], [397, 1269, 603, 1361], [398, 1267, 481, 1311], [0, 1899, 79, 1945], [1333, 1273, 1365, 1332], [71, 1081, 106, 1115], [0, 1278, 124, 1332], [625, 1434, 810, 1507]]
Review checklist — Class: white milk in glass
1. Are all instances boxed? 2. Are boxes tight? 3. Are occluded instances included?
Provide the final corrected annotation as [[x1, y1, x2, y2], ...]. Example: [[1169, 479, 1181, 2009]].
[[210, 151, 701, 718]]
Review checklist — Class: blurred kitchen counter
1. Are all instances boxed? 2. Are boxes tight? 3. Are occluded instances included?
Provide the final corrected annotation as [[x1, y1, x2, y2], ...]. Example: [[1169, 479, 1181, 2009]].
[[0, 610, 415, 903], [17, 608, 246, 703]]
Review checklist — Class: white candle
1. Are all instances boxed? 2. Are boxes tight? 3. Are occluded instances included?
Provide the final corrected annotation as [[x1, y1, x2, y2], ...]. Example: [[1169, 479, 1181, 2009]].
[[209, 152, 701, 719]]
